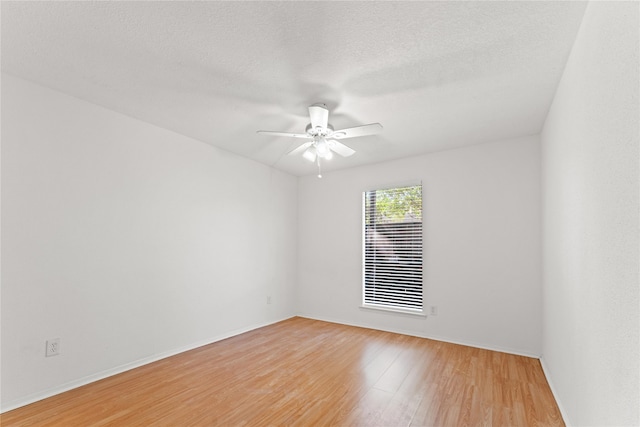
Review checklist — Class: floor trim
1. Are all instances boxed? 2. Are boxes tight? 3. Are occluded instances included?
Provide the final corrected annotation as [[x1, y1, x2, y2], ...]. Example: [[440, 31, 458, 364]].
[[539, 356, 571, 426], [298, 314, 541, 359]]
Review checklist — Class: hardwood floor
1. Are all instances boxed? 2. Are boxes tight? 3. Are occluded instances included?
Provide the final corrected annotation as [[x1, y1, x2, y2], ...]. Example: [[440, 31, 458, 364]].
[[1, 317, 564, 426]]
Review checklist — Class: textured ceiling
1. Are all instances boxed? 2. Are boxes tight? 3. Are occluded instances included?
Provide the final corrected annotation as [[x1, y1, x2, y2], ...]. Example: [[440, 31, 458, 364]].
[[1, 1, 587, 176]]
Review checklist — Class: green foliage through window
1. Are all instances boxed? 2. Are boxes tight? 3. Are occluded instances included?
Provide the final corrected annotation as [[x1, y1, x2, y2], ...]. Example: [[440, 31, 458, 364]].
[[365, 185, 422, 224]]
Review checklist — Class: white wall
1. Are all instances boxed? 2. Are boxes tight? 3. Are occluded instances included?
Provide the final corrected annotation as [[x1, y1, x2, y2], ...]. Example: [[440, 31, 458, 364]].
[[540, 2, 639, 426], [297, 135, 542, 356], [0, 74, 298, 410]]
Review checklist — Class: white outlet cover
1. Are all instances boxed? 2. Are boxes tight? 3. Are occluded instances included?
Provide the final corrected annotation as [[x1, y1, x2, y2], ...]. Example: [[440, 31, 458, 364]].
[[46, 338, 60, 357]]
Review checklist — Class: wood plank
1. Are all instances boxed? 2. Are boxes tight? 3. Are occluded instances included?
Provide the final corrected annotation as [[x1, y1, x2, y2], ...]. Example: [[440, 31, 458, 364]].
[[1, 317, 564, 426]]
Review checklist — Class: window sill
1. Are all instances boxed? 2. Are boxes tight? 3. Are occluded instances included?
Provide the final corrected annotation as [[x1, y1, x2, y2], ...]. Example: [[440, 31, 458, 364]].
[[359, 304, 427, 317]]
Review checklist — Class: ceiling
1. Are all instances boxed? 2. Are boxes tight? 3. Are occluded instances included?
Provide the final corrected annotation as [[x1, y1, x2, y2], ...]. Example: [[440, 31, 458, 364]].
[[1, 1, 587, 177]]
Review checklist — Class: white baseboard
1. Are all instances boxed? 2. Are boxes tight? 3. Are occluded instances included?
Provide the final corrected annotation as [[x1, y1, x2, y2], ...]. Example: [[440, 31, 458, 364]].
[[297, 313, 541, 359], [1, 315, 294, 413], [539, 356, 571, 426]]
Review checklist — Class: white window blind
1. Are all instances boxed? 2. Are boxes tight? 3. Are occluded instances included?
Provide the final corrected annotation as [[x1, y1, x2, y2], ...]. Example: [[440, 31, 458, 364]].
[[363, 184, 423, 312]]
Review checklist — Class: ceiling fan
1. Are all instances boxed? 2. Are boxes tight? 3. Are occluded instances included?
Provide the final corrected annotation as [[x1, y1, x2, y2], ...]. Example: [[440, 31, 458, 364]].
[[257, 103, 383, 177]]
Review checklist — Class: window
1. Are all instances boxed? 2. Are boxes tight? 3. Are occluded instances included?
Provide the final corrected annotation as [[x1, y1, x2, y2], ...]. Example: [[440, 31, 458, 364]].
[[363, 184, 423, 313]]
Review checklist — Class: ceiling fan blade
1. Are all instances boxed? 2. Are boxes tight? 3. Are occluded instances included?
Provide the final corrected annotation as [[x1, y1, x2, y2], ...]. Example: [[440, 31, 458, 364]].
[[327, 140, 356, 157], [287, 141, 313, 156], [331, 123, 383, 139], [308, 103, 329, 130], [257, 130, 310, 139]]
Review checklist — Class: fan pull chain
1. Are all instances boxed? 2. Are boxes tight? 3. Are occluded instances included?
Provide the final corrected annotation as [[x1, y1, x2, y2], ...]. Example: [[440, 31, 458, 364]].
[[317, 156, 322, 178]]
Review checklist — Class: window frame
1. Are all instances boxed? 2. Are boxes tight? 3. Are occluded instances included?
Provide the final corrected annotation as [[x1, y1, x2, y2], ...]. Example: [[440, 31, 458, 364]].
[[361, 182, 425, 316]]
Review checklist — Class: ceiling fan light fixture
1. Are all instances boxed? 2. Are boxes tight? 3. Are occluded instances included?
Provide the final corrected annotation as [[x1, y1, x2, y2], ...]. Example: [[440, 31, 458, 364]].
[[302, 147, 317, 162], [316, 138, 330, 158]]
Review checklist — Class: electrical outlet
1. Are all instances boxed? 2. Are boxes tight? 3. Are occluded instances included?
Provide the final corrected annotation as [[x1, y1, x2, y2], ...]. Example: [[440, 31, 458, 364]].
[[266, 295, 272, 305], [429, 306, 438, 316], [46, 338, 60, 357]]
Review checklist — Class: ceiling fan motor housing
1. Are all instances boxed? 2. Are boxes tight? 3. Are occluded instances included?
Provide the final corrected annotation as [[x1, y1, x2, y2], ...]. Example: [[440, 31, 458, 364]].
[[305, 123, 333, 136]]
